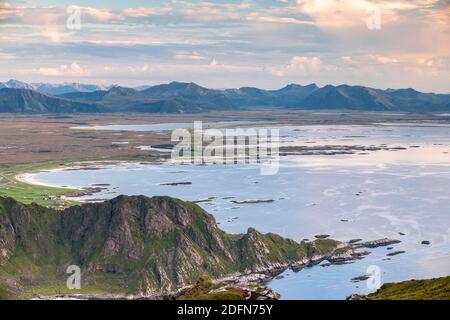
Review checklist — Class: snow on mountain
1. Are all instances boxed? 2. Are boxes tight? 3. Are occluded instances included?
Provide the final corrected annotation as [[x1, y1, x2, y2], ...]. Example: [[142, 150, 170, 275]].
[[0, 79, 35, 90]]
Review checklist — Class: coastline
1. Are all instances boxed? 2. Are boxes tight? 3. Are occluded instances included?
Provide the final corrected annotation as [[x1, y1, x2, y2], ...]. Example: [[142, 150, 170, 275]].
[[13, 160, 166, 187], [15, 171, 79, 190], [0, 160, 158, 208], [32, 238, 402, 300]]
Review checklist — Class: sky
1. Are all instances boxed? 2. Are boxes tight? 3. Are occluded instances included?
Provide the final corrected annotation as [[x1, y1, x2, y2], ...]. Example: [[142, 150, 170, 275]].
[[0, 0, 449, 92]]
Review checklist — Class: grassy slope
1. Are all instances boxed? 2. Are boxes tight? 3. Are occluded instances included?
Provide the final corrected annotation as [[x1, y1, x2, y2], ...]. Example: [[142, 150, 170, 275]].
[[367, 276, 450, 300], [175, 276, 244, 300], [0, 161, 78, 208]]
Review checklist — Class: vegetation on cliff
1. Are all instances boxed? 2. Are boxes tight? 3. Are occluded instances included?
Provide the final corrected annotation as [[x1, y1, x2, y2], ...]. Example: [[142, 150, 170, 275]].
[[366, 276, 450, 300], [174, 275, 279, 300]]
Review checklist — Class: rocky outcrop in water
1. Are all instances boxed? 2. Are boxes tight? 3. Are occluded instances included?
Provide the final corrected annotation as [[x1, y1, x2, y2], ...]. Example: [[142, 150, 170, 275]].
[[358, 238, 401, 248]]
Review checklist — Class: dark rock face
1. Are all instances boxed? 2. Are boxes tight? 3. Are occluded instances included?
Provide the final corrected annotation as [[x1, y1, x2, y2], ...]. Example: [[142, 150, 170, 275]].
[[358, 238, 401, 248], [0, 195, 354, 298], [314, 234, 330, 239], [386, 250, 406, 256], [351, 275, 370, 282]]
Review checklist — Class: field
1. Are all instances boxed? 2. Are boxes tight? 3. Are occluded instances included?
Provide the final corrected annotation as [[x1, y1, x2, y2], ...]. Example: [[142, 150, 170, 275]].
[[0, 161, 78, 207]]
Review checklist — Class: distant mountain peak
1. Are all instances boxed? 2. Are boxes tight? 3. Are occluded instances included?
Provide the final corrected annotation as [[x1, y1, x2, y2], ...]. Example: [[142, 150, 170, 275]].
[[388, 87, 420, 93], [106, 85, 136, 96], [32, 82, 108, 95], [278, 83, 318, 91], [0, 79, 35, 90], [167, 81, 204, 89]]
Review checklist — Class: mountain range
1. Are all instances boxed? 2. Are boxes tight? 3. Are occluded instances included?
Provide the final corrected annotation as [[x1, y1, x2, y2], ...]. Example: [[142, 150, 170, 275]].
[[0, 79, 108, 95], [0, 79, 449, 113], [0, 195, 351, 299]]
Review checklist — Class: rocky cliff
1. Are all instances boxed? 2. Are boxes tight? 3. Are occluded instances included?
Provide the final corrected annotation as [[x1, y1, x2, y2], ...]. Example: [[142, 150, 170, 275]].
[[0, 195, 358, 299]]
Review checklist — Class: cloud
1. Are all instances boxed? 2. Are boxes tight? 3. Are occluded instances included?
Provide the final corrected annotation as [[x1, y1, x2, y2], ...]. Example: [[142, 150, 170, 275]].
[[38, 62, 88, 76], [246, 13, 315, 25], [416, 56, 449, 69], [209, 58, 221, 67], [290, 56, 322, 69], [296, 0, 383, 29], [166, 0, 252, 23], [82, 7, 122, 22], [41, 27, 63, 43], [0, 52, 16, 60], [174, 1, 252, 11], [0, 2, 16, 20], [376, 56, 399, 64], [126, 64, 151, 74], [0, 4, 125, 25], [123, 7, 173, 17], [295, 0, 445, 30], [175, 53, 207, 60], [1, 1, 448, 93], [273, 55, 322, 76]]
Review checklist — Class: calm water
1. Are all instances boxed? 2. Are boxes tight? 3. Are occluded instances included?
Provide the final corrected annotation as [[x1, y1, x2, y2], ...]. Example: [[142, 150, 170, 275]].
[[31, 123, 450, 299]]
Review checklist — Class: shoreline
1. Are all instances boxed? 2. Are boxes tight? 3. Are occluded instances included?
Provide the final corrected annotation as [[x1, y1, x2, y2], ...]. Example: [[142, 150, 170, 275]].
[[15, 171, 80, 190], [6, 159, 172, 207], [12, 160, 160, 193], [33, 238, 402, 300]]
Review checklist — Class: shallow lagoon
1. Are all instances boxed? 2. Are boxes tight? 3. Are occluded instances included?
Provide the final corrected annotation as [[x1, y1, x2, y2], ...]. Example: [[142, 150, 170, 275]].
[[31, 123, 450, 299]]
